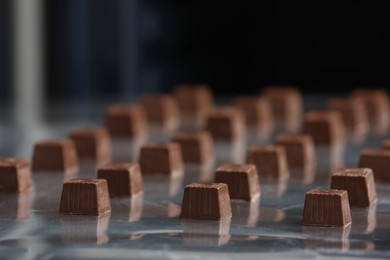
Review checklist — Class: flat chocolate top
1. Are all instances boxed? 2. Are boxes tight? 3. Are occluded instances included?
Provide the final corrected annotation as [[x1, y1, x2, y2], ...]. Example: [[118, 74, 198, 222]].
[[34, 140, 74, 148], [248, 145, 285, 154], [307, 189, 346, 196], [99, 162, 137, 171], [0, 157, 29, 168], [332, 168, 372, 178], [69, 128, 108, 138], [217, 163, 256, 173], [361, 149, 390, 157], [65, 179, 106, 185], [173, 132, 210, 141], [186, 183, 227, 190], [275, 135, 312, 144]]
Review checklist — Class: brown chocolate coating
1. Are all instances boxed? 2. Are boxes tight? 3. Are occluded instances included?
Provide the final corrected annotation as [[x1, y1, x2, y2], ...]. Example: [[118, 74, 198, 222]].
[[0, 158, 32, 193], [214, 164, 260, 201], [275, 135, 316, 169], [350, 88, 390, 134], [32, 140, 79, 173], [233, 97, 273, 129], [205, 107, 245, 141], [331, 168, 377, 207], [97, 163, 143, 198], [59, 179, 111, 215], [180, 183, 232, 220], [140, 94, 179, 127], [172, 132, 214, 164], [174, 84, 213, 116], [358, 149, 390, 183], [302, 111, 345, 145], [381, 139, 390, 150], [139, 143, 184, 175], [105, 105, 148, 138], [69, 128, 112, 164], [328, 98, 368, 134], [302, 189, 352, 227], [246, 146, 289, 181]]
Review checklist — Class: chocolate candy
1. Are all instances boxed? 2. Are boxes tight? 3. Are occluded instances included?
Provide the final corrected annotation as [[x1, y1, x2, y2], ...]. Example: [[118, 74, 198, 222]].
[[358, 149, 390, 183], [246, 146, 289, 181], [331, 168, 377, 207], [59, 179, 111, 215], [174, 84, 213, 117], [105, 105, 148, 138], [172, 132, 214, 164], [139, 143, 184, 175], [328, 98, 368, 135], [180, 183, 232, 220], [302, 189, 352, 227], [69, 128, 112, 165], [205, 107, 245, 141], [214, 164, 260, 201], [32, 140, 79, 174], [350, 88, 390, 134], [262, 86, 302, 132], [0, 157, 32, 193], [302, 111, 345, 145], [233, 97, 273, 132], [97, 163, 143, 198], [140, 94, 179, 129], [275, 135, 315, 169]]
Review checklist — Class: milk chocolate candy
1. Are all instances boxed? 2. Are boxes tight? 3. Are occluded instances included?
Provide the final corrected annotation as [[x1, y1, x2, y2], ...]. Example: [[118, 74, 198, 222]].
[[105, 105, 148, 138], [69, 128, 112, 165], [331, 168, 377, 207], [214, 164, 260, 201], [172, 132, 214, 164], [350, 88, 390, 134], [174, 84, 213, 116], [233, 97, 273, 129], [358, 149, 390, 183], [246, 146, 289, 181], [59, 179, 111, 215], [140, 94, 179, 129], [262, 86, 302, 132], [302, 189, 352, 227], [275, 135, 315, 169], [205, 107, 245, 141], [328, 98, 368, 134], [302, 111, 345, 145], [0, 157, 32, 193], [32, 140, 79, 174], [180, 183, 232, 220], [139, 143, 184, 175], [97, 163, 143, 198]]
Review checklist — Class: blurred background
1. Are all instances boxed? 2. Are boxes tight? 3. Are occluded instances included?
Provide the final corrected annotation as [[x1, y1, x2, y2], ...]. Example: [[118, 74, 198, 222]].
[[1, 0, 390, 120]]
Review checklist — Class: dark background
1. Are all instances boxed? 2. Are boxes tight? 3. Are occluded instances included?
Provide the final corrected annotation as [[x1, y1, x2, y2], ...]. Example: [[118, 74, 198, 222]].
[[1, 0, 390, 101]]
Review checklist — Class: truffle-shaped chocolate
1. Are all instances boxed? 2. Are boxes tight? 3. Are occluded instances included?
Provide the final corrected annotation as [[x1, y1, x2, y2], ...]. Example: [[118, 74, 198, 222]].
[[105, 105, 148, 138], [69, 128, 112, 165], [59, 179, 111, 215], [302, 111, 345, 145], [331, 168, 377, 207], [328, 98, 368, 135], [32, 140, 79, 174], [180, 183, 232, 220], [214, 164, 260, 201], [233, 97, 273, 130], [139, 143, 184, 175], [172, 132, 214, 164], [174, 84, 213, 117], [302, 189, 352, 227], [358, 149, 390, 183], [0, 158, 32, 193], [350, 88, 390, 134], [97, 163, 143, 198], [261, 86, 302, 132], [140, 94, 179, 129], [246, 146, 289, 181], [205, 107, 245, 141], [275, 135, 315, 169]]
